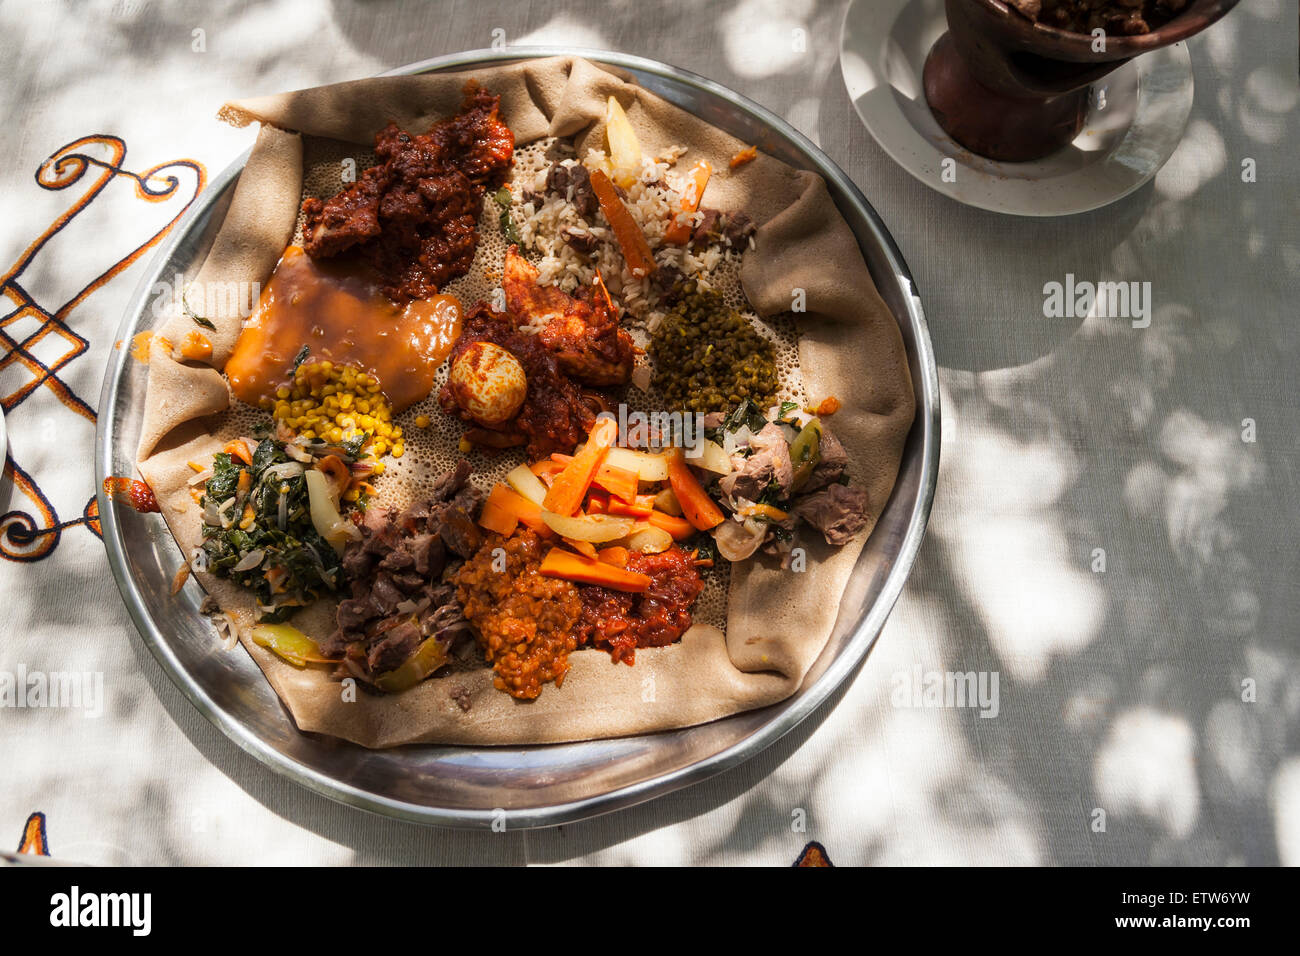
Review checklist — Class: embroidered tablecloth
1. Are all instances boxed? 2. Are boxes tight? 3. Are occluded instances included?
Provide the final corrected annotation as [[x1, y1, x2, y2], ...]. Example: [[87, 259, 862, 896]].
[[1, 0, 1295, 865]]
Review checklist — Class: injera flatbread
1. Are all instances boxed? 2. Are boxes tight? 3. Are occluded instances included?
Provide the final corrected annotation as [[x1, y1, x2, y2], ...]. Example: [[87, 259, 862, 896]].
[[135, 56, 914, 747]]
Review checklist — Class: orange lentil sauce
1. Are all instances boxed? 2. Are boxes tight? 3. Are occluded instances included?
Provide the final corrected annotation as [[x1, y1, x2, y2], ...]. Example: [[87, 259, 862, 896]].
[[455, 530, 582, 700]]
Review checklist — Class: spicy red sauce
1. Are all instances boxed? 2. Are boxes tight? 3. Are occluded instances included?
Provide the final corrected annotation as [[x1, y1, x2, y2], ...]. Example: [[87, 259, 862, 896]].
[[102, 477, 160, 514], [439, 301, 595, 460], [575, 546, 704, 665], [301, 83, 514, 304]]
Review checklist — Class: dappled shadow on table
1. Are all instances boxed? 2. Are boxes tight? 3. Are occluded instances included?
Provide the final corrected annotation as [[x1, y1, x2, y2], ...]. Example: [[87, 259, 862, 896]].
[[34, 0, 1292, 865]]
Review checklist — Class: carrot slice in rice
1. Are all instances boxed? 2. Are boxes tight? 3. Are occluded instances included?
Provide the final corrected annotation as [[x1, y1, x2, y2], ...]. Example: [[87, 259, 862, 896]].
[[588, 168, 657, 278], [664, 160, 712, 245]]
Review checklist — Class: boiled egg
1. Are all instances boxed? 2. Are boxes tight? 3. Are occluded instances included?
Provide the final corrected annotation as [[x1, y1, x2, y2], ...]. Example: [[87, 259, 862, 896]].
[[447, 341, 527, 427]]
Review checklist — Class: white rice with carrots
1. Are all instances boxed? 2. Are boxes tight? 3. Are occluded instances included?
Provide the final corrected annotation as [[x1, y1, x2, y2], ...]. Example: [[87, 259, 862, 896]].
[[509, 139, 749, 331]]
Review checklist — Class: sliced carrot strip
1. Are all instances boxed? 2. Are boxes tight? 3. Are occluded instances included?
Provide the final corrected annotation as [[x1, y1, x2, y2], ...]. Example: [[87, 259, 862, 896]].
[[664, 447, 725, 530], [737, 502, 789, 521], [478, 499, 518, 536], [531, 458, 566, 478], [530, 458, 566, 487], [267, 566, 289, 594], [588, 168, 657, 277], [607, 497, 654, 518], [729, 146, 757, 169], [664, 159, 712, 245], [597, 546, 630, 568], [646, 509, 696, 541], [223, 440, 252, 466], [543, 417, 619, 516], [592, 462, 638, 503], [562, 536, 599, 559], [487, 483, 555, 538], [554, 454, 640, 504], [539, 547, 651, 592]]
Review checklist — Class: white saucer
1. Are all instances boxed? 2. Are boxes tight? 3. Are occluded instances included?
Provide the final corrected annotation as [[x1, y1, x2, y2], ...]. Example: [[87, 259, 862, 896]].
[[839, 0, 1194, 216]]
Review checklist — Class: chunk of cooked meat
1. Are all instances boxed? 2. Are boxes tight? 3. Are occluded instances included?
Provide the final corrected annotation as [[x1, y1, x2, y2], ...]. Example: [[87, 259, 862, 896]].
[[792, 482, 871, 547], [801, 421, 849, 493], [722, 211, 755, 248], [301, 83, 514, 303], [690, 207, 722, 247], [321, 461, 481, 686], [561, 226, 599, 256], [545, 160, 598, 219], [300, 171, 385, 258], [718, 422, 793, 502], [503, 245, 634, 387]]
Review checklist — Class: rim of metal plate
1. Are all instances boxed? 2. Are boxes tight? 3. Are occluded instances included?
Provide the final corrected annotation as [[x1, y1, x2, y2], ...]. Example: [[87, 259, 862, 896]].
[[96, 47, 940, 828]]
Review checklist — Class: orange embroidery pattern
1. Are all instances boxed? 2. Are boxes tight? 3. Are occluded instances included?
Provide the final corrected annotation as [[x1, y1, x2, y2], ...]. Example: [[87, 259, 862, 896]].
[[793, 841, 834, 866], [16, 811, 50, 855], [0, 135, 205, 561]]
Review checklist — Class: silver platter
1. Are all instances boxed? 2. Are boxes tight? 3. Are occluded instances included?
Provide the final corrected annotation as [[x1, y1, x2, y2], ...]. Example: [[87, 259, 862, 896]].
[[96, 48, 940, 828]]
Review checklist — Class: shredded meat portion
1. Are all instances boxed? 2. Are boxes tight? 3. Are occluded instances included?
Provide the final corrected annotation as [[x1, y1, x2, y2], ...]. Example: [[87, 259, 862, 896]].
[[323, 460, 483, 688], [301, 83, 514, 303]]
